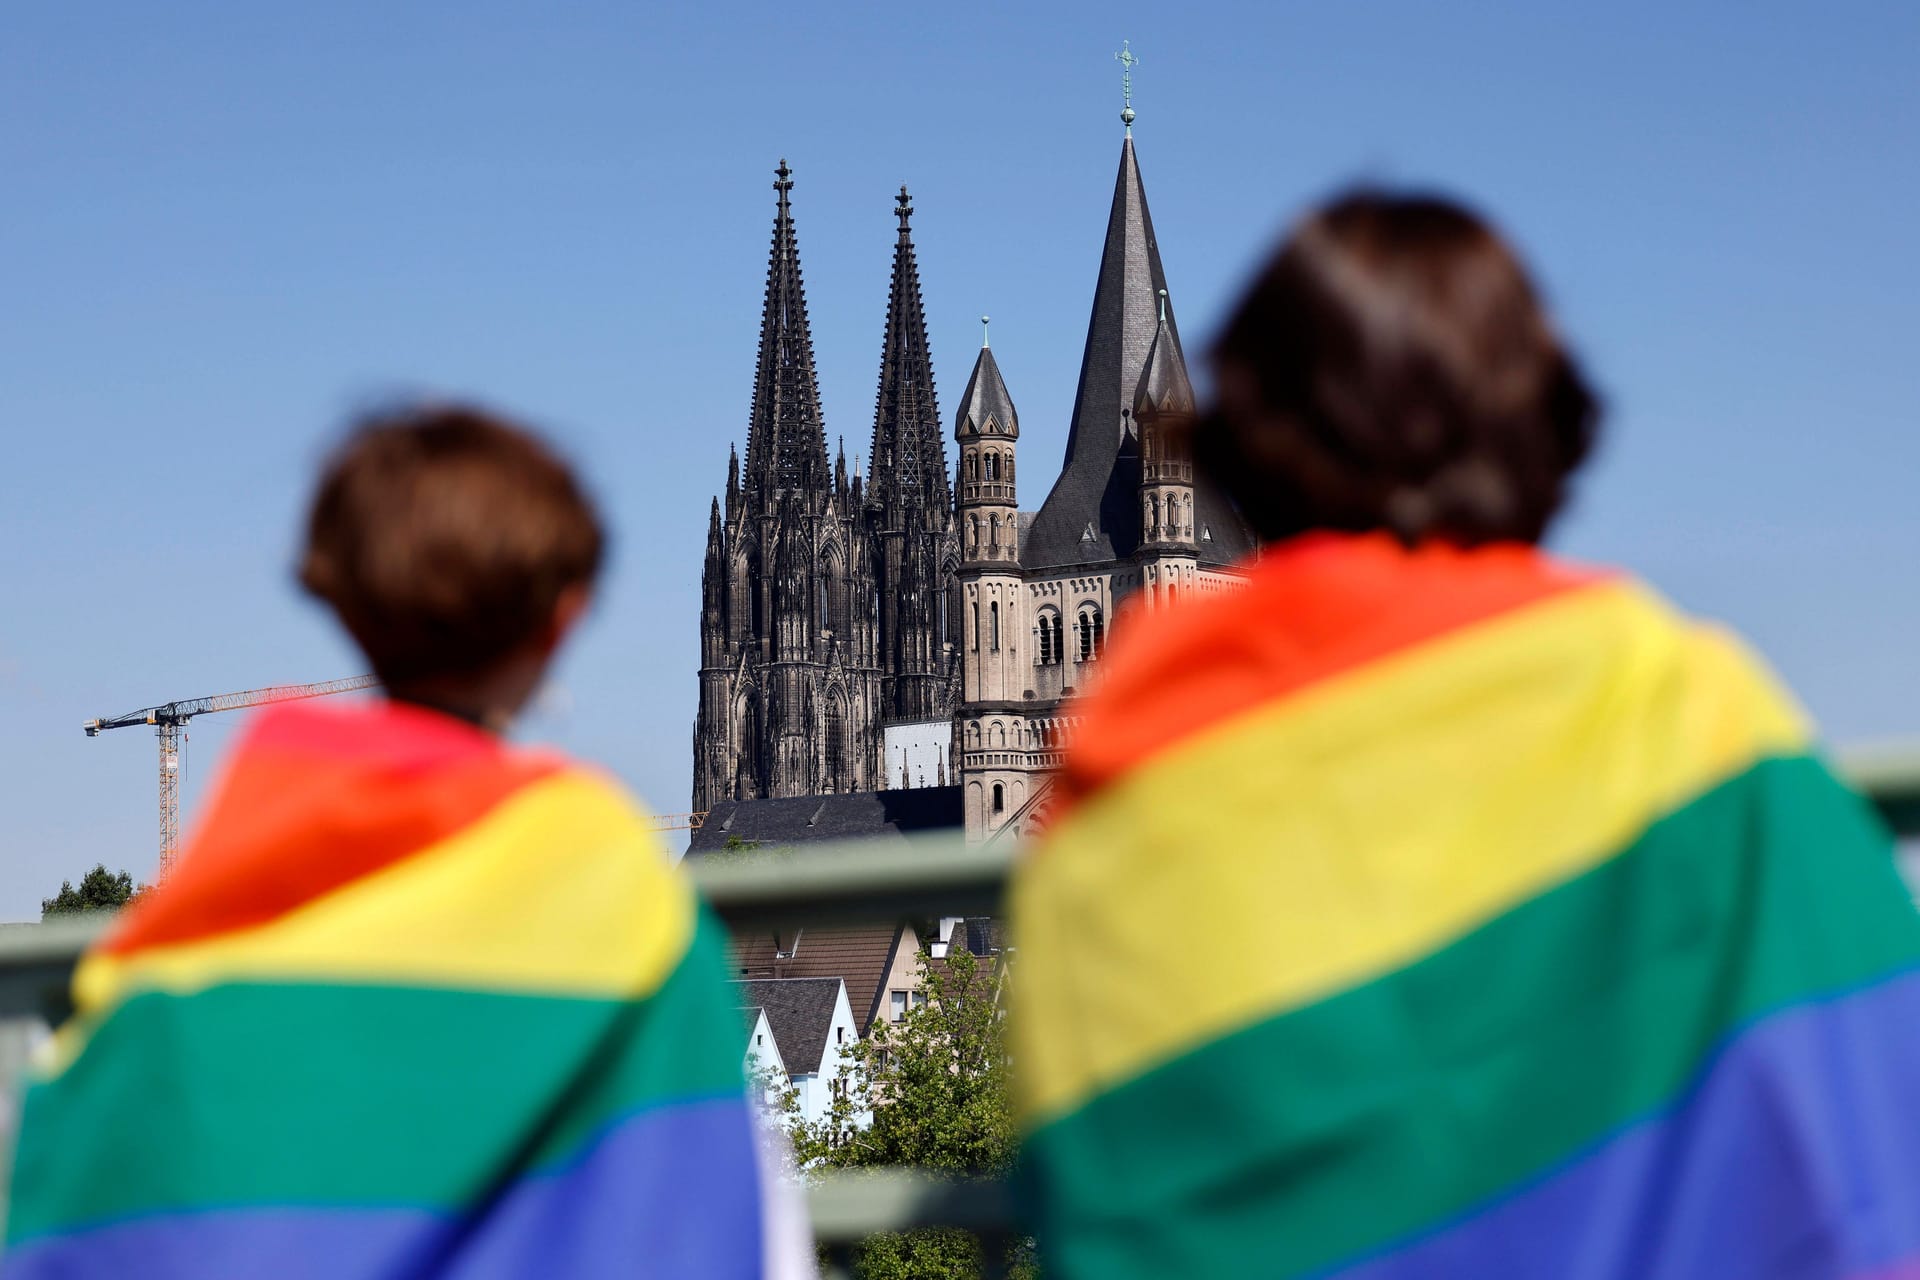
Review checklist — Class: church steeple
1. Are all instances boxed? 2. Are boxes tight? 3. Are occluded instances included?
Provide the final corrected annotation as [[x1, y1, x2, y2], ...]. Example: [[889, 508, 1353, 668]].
[[868, 185, 950, 523], [1021, 130, 1252, 571], [743, 159, 830, 501]]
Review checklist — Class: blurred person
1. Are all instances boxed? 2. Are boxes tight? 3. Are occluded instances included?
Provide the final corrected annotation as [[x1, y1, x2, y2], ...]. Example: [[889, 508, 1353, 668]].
[[1009, 194, 1920, 1278], [3, 407, 811, 1278]]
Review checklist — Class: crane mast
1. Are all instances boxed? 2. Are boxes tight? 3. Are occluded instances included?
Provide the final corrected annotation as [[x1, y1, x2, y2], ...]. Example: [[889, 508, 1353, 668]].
[[85, 675, 379, 878]]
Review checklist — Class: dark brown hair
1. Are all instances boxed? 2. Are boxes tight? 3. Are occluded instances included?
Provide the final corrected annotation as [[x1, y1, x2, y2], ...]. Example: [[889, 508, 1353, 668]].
[[1197, 191, 1599, 546], [299, 405, 605, 685]]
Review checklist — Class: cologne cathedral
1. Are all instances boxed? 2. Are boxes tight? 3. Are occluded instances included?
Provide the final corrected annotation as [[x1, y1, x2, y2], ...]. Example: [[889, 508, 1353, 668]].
[[694, 115, 1254, 838], [692, 163, 958, 811]]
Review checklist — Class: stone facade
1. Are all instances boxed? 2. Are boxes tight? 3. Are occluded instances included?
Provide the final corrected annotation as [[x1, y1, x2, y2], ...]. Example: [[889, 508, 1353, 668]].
[[695, 129, 1254, 835]]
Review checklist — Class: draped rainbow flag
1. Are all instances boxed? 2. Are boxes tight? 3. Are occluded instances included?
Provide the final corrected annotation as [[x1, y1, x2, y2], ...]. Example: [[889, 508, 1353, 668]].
[[1011, 533, 1920, 1279], [5, 700, 793, 1279]]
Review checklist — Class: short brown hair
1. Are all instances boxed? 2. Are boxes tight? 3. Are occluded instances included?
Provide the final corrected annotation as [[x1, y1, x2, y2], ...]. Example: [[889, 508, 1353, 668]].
[[1197, 191, 1599, 546], [299, 405, 605, 685]]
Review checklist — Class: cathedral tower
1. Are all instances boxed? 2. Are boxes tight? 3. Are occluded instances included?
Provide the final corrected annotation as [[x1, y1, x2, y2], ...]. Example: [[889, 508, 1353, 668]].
[[694, 161, 883, 809], [866, 187, 960, 725]]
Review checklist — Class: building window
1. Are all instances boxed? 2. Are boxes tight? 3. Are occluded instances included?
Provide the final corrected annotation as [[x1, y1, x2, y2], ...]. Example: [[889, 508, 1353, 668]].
[[989, 601, 1000, 651], [1078, 607, 1104, 661], [992, 782, 1005, 814], [913, 991, 929, 1010], [970, 602, 980, 651], [989, 514, 1000, 548], [1036, 611, 1061, 665], [984, 451, 999, 481], [836, 1027, 845, 1045], [966, 454, 978, 481], [891, 990, 907, 1022]]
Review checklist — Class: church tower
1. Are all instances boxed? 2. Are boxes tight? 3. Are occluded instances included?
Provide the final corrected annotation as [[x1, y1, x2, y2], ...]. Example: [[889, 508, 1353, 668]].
[[865, 187, 960, 724], [953, 324, 1030, 836], [694, 161, 883, 810], [1134, 288, 1200, 608]]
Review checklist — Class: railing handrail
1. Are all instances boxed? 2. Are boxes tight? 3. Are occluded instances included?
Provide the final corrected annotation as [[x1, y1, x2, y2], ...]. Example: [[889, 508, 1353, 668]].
[[0, 744, 1914, 1253]]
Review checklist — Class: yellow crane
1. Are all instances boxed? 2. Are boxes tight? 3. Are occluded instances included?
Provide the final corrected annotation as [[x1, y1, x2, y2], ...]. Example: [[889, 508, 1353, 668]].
[[85, 676, 379, 878]]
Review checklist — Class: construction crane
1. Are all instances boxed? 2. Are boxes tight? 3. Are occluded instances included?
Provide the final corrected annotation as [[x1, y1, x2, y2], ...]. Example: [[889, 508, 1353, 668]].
[[645, 811, 708, 833], [85, 676, 379, 878]]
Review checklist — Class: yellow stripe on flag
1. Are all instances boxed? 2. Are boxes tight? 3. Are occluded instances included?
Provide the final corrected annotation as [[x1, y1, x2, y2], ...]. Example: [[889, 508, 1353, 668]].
[[63, 772, 691, 1059], [1012, 581, 1809, 1124]]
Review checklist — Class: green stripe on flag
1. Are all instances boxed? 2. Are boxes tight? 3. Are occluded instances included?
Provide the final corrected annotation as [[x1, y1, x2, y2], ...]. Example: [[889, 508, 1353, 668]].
[[1021, 754, 1920, 1280], [9, 913, 746, 1243]]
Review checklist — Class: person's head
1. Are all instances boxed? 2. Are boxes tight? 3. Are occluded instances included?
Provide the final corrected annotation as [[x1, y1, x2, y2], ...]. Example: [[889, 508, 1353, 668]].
[[299, 404, 605, 728], [1197, 190, 1599, 547]]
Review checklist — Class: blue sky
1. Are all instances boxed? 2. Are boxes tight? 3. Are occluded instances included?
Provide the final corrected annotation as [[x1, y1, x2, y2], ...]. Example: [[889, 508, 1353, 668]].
[[2, 2, 1916, 916]]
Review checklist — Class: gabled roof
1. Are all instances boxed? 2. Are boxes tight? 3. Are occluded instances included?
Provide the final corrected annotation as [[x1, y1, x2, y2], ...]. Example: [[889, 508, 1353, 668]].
[[1022, 134, 1253, 570], [729, 922, 915, 1036], [687, 787, 962, 853], [736, 977, 845, 1075]]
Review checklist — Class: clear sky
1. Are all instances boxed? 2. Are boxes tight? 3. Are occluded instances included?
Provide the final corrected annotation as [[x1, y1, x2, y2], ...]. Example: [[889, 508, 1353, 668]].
[[3, 2, 1916, 918]]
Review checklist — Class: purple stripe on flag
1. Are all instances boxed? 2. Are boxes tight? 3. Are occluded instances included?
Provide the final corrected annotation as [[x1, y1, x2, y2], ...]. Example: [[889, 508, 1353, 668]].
[[1329, 969, 1920, 1280], [3, 1095, 765, 1279]]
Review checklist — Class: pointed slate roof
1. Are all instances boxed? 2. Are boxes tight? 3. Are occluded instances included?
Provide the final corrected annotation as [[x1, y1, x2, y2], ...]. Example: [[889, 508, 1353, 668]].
[[1135, 304, 1195, 416], [869, 187, 950, 521], [956, 341, 1018, 439], [1024, 135, 1253, 568], [743, 160, 830, 497]]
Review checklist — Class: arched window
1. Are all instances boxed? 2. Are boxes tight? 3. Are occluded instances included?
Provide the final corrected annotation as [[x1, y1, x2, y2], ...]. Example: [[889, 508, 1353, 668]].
[[989, 514, 1000, 549], [1036, 610, 1061, 665], [1078, 607, 1104, 662], [989, 601, 1000, 651], [970, 602, 980, 652], [995, 723, 1007, 747], [966, 454, 978, 481], [984, 452, 999, 482], [1005, 455, 1015, 481], [992, 783, 1005, 814]]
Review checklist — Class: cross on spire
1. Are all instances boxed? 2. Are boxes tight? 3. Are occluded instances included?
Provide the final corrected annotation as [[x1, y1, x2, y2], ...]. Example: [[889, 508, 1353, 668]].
[[1115, 41, 1140, 130]]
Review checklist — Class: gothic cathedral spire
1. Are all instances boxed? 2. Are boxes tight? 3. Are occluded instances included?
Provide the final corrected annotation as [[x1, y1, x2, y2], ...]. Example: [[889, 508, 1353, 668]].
[[868, 186, 952, 522], [743, 159, 831, 502], [867, 185, 961, 723]]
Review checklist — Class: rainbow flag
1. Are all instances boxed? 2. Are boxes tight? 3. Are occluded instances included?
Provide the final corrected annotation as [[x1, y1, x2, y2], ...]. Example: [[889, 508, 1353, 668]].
[[5, 700, 799, 1278], [1011, 533, 1920, 1279]]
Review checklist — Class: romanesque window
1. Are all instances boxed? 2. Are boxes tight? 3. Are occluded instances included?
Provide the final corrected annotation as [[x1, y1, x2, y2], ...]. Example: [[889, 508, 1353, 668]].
[[970, 602, 980, 652], [989, 601, 1000, 651], [966, 454, 978, 481], [984, 452, 999, 482], [992, 783, 1005, 814], [1036, 610, 1062, 665], [1078, 607, 1104, 662], [989, 514, 1000, 549]]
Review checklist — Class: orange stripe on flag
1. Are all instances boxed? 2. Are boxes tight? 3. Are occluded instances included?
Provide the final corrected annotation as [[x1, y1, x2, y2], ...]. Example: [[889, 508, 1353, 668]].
[[104, 702, 563, 956]]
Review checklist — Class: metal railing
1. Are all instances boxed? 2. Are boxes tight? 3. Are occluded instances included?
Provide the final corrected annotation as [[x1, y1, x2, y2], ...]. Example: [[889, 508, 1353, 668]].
[[0, 743, 1915, 1275]]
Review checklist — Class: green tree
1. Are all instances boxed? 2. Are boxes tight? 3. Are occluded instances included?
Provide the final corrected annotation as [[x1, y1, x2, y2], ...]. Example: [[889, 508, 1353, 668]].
[[783, 945, 1034, 1280], [40, 864, 140, 918]]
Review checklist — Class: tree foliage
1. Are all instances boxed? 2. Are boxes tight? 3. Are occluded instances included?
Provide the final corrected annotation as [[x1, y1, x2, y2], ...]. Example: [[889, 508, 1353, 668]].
[[779, 945, 1034, 1280], [40, 864, 140, 918]]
